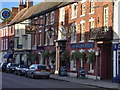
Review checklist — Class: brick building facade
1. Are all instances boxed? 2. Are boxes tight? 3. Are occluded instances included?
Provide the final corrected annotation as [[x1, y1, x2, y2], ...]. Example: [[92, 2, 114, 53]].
[[0, 0, 114, 80]]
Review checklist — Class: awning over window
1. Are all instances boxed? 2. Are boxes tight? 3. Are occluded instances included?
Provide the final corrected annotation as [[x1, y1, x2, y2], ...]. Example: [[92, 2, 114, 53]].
[[4, 53, 13, 58]]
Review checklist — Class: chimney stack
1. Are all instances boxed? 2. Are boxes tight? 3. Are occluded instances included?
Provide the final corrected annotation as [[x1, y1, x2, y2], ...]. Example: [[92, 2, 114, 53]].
[[18, 0, 26, 12], [26, 0, 33, 8]]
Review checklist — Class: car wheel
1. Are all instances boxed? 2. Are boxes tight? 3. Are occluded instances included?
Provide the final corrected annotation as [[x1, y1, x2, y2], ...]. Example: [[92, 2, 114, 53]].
[[25, 72, 28, 77], [18, 71, 21, 76], [46, 76, 50, 79], [15, 71, 17, 75], [31, 73, 35, 79]]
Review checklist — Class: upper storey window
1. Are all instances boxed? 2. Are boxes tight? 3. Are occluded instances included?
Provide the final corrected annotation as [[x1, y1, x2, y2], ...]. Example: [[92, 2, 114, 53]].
[[59, 7, 65, 24], [72, 3, 78, 19]]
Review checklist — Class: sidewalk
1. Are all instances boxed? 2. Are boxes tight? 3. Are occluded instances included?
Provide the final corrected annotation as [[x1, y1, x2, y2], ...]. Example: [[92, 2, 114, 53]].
[[50, 74, 119, 89]]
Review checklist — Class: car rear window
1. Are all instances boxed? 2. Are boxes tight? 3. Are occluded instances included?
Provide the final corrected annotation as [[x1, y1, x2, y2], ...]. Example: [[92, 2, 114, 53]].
[[37, 66, 47, 70], [20, 65, 28, 68], [11, 64, 18, 67]]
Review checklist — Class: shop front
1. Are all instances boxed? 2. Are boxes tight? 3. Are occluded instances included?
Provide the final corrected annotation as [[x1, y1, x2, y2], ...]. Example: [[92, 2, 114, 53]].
[[113, 43, 120, 77]]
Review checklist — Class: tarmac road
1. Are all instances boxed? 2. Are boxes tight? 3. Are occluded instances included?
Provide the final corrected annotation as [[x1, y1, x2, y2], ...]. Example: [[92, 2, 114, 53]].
[[1, 72, 108, 89]]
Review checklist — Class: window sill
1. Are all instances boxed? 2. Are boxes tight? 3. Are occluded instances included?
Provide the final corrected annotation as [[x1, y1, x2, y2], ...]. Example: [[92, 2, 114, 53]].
[[71, 16, 77, 20], [50, 22, 54, 25], [88, 70, 94, 73], [38, 45, 42, 46], [80, 14, 85, 17], [44, 44, 48, 46], [70, 41, 77, 44], [39, 26, 42, 28], [79, 40, 85, 43], [70, 69, 76, 71], [88, 40, 94, 42], [89, 12, 95, 15]]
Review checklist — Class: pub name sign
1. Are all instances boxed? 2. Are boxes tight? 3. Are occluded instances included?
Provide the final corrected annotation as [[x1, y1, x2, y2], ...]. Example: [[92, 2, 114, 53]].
[[71, 43, 94, 49]]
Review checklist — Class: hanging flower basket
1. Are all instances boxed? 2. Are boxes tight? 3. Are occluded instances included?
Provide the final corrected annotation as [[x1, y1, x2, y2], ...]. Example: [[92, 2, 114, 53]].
[[86, 52, 95, 64], [27, 52, 38, 64], [61, 51, 70, 62], [49, 51, 56, 61], [71, 51, 86, 61], [42, 51, 49, 59], [71, 51, 81, 60], [80, 52, 86, 61]]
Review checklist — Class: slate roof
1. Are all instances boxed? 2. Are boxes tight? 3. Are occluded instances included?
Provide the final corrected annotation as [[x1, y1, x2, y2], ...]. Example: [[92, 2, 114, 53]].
[[9, 8, 27, 25], [9, 1, 74, 25]]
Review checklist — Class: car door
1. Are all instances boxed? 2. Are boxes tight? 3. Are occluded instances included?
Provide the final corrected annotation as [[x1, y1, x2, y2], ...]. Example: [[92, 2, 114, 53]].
[[27, 65, 36, 76]]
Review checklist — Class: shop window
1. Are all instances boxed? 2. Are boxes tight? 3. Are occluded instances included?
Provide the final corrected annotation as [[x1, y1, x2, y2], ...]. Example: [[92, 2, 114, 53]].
[[89, 63, 94, 73]]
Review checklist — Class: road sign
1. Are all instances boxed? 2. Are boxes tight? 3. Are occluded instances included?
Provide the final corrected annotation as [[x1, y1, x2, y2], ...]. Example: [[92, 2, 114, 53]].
[[0, 8, 12, 21]]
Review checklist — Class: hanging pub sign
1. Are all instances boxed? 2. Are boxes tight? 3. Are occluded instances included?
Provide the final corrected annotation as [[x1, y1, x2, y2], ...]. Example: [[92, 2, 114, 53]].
[[0, 8, 12, 21], [25, 25, 36, 34]]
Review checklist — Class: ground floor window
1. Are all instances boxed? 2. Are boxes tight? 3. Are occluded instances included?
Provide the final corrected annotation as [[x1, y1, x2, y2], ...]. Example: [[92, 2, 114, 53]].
[[89, 63, 94, 73], [80, 59, 83, 68], [70, 60, 76, 71]]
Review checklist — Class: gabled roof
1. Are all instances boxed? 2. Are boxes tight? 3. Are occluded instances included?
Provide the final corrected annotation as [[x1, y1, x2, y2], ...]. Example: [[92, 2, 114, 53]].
[[16, 2, 44, 23], [30, 2, 74, 18], [9, 1, 75, 25]]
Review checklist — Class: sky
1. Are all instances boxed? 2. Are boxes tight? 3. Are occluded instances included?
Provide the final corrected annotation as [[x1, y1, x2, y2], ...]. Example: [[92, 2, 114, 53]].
[[0, 0, 44, 23]]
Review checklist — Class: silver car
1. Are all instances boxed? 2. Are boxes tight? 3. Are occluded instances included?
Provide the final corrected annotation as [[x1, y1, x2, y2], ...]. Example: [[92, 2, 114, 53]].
[[25, 64, 51, 79]]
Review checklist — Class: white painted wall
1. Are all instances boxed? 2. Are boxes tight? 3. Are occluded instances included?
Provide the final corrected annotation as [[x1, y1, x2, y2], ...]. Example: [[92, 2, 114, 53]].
[[14, 20, 31, 50], [113, 0, 120, 77], [113, 0, 120, 42]]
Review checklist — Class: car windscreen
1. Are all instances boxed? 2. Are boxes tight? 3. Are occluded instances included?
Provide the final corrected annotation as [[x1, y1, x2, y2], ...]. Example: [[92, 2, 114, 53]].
[[37, 66, 47, 70]]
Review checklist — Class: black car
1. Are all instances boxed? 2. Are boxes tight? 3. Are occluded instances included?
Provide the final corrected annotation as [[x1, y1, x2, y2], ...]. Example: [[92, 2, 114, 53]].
[[15, 65, 29, 76], [0, 62, 8, 72], [6, 63, 19, 73]]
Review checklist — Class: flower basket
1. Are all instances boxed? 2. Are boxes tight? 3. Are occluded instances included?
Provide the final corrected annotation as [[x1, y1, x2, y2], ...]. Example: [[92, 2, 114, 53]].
[[86, 52, 95, 64], [42, 51, 49, 59]]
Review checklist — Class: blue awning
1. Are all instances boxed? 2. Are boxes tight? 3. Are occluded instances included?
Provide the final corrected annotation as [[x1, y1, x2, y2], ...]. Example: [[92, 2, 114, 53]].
[[4, 53, 13, 58]]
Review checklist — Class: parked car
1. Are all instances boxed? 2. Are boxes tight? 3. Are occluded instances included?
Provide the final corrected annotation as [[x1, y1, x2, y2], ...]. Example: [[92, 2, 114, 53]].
[[0, 62, 8, 72], [6, 63, 19, 73], [15, 64, 29, 76], [25, 64, 51, 79]]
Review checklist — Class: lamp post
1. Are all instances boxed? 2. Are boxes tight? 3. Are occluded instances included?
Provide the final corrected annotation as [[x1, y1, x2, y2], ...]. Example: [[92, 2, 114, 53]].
[[95, 51, 99, 80], [55, 39, 67, 74]]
